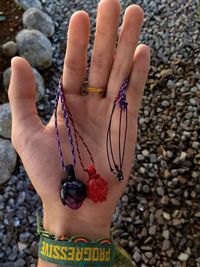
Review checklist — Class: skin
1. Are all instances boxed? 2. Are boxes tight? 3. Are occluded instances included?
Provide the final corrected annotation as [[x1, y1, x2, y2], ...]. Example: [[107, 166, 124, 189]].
[[8, 0, 150, 266]]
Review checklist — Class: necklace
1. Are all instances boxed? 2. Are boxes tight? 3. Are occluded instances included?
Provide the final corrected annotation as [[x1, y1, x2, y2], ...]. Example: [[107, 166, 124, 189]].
[[54, 78, 108, 209], [106, 79, 129, 182]]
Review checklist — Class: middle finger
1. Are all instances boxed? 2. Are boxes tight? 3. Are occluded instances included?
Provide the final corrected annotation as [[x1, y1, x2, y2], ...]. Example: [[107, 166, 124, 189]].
[[88, 0, 121, 92]]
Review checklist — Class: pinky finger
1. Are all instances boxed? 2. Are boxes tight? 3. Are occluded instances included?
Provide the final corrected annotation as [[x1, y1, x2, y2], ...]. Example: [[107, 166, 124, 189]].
[[127, 44, 150, 117]]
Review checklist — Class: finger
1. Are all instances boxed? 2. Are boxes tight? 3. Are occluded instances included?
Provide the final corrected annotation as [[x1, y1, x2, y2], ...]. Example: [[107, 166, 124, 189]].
[[107, 5, 144, 100], [88, 0, 121, 91], [127, 44, 150, 116], [63, 11, 90, 95], [8, 57, 44, 148]]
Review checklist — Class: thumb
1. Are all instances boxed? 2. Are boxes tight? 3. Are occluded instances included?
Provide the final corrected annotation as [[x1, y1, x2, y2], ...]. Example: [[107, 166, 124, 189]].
[[8, 57, 44, 148]]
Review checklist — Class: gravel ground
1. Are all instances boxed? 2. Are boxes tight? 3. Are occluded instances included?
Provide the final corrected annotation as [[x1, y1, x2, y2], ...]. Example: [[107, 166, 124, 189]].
[[0, 0, 200, 266]]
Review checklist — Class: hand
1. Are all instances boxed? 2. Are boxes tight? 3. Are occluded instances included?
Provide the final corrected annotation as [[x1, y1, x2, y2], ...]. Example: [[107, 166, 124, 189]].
[[8, 0, 150, 246]]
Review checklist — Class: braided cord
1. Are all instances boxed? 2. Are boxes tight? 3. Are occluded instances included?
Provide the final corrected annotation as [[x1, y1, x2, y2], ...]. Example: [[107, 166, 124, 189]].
[[54, 78, 95, 173], [59, 82, 95, 171], [54, 80, 76, 171]]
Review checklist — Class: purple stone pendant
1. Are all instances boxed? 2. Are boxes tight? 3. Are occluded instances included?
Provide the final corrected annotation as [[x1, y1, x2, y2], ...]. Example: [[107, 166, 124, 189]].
[[60, 165, 87, 210]]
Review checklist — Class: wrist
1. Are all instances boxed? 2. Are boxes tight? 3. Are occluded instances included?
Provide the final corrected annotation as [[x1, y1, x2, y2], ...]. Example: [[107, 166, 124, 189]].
[[42, 202, 111, 240]]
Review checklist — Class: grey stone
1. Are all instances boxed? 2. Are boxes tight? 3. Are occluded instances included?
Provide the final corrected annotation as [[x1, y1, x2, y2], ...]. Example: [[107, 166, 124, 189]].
[[16, 29, 53, 70], [3, 68, 11, 89], [171, 198, 180, 206], [33, 68, 45, 100], [162, 240, 171, 251], [3, 67, 45, 101], [119, 239, 128, 247], [192, 142, 199, 149], [15, 258, 26, 267], [143, 185, 150, 193], [7, 248, 17, 260], [149, 225, 157, 235], [30, 241, 38, 257], [150, 153, 157, 163], [160, 69, 173, 78], [172, 219, 181, 226], [15, 0, 42, 10], [162, 229, 170, 239], [18, 242, 28, 252], [144, 252, 153, 259], [121, 194, 128, 202], [161, 195, 170, 205], [167, 80, 176, 89], [17, 191, 26, 205], [2, 41, 17, 57], [3, 263, 15, 267], [161, 100, 170, 107], [0, 139, 17, 185], [179, 151, 187, 161], [23, 8, 55, 37], [142, 149, 149, 157], [194, 212, 200, 217], [13, 218, 20, 227], [19, 232, 31, 242], [0, 103, 11, 138], [156, 186, 165, 196], [137, 154, 145, 161], [133, 250, 141, 262]]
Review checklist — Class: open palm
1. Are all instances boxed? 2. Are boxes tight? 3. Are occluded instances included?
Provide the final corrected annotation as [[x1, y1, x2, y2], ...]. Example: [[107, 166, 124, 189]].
[[8, 0, 150, 242]]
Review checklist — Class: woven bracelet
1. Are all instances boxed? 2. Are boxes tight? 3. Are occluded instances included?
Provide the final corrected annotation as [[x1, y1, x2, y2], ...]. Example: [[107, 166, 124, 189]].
[[36, 214, 135, 267]]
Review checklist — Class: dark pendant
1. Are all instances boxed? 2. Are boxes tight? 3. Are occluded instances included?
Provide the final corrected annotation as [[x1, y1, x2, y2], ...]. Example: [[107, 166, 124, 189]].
[[60, 165, 87, 209]]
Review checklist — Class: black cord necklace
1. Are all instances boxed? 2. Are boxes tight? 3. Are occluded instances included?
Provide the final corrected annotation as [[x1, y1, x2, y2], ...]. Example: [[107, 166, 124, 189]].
[[106, 79, 129, 182]]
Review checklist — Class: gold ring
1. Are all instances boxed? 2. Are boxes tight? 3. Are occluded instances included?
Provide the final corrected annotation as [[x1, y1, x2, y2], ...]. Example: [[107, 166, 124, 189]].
[[82, 81, 106, 96], [83, 87, 106, 94]]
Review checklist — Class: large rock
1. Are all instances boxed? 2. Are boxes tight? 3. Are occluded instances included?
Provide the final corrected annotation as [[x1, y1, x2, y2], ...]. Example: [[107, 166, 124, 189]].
[[16, 29, 53, 70], [2, 41, 17, 57], [0, 103, 11, 139], [3, 67, 45, 102], [23, 8, 55, 37], [14, 0, 42, 10], [3, 68, 11, 89], [0, 138, 17, 185], [33, 68, 45, 101]]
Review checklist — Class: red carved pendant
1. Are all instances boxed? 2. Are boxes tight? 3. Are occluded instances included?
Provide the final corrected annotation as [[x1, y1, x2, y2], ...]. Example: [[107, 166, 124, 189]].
[[87, 165, 108, 203]]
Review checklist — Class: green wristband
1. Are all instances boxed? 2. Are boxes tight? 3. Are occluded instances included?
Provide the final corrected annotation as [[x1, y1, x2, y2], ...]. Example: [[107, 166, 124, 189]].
[[37, 214, 136, 267], [38, 235, 115, 266]]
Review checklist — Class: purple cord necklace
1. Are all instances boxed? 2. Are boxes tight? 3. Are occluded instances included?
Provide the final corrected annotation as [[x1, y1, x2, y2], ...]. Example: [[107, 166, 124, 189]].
[[54, 77, 129, 209], [54, 78, 108, 209], [54, 79, 76, 169], [54, 79, 87, 209]]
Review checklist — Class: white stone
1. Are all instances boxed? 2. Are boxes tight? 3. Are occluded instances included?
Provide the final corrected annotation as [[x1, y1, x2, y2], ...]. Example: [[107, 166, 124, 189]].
[[163, 212, 171, 220], [178, 252, 189, 262]]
